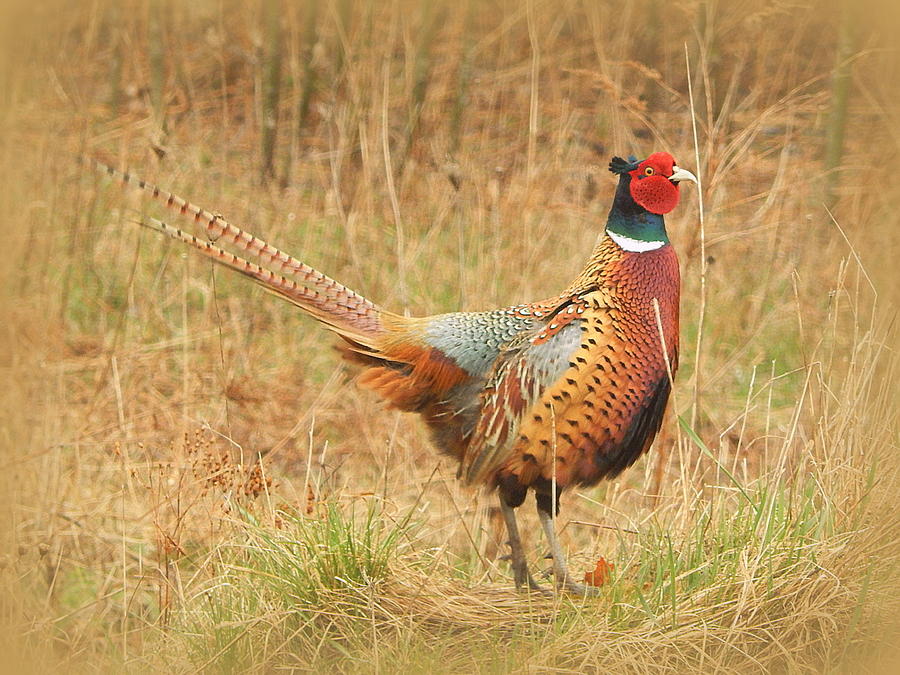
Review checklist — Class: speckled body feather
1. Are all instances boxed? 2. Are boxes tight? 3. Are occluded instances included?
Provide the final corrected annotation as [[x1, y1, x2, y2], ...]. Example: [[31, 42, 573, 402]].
[[471, 237, 679, 507], [350, 234, 679, 509]]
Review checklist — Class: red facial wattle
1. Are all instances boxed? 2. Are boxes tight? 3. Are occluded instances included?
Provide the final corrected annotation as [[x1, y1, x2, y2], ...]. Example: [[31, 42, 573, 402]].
[[630, 175, 680, 214], [628, 152, 681, 215]]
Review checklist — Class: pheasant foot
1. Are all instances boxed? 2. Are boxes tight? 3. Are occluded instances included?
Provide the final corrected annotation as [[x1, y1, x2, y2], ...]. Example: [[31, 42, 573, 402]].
[[498, 495, 545, 593], [536, 504, 600, 597]]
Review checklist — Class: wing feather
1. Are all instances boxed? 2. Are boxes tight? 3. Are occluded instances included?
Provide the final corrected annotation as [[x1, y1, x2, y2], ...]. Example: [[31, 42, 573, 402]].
[[461, 319, 584, 483], [463, 289, 675, 488]]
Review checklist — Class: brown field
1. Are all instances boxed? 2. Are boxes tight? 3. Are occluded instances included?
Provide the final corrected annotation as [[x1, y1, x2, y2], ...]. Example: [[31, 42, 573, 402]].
[[1, 0, 899, 672]]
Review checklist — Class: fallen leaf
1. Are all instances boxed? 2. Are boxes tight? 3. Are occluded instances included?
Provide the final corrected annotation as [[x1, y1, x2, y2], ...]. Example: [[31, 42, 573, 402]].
[[583, 556, 614, 587]]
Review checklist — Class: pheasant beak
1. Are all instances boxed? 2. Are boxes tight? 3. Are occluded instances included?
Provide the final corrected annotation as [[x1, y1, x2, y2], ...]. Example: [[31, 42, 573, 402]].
[[669, 166, 697, 185]]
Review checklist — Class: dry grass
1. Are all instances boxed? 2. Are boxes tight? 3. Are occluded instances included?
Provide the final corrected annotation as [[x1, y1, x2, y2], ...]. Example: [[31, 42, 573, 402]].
[[1, 0, 899, 672]]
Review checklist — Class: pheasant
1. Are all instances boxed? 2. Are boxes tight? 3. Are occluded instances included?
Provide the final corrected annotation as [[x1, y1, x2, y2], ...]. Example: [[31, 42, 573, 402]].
[[92, 152, 696, 595]]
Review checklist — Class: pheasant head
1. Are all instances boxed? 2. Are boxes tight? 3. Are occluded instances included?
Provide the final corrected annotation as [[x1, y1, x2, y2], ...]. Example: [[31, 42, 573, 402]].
[[606, 152, 697, 251]]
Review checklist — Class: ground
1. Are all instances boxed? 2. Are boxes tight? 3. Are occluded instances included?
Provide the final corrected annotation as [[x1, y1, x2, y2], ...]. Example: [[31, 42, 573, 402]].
[[1, 1, 899, 672]]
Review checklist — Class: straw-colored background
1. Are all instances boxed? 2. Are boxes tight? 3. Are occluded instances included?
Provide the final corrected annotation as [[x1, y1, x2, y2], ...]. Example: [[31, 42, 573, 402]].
[[1, 0, 898, 671]]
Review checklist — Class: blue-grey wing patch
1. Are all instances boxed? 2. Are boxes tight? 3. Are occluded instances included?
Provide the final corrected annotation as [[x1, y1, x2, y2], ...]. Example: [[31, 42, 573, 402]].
[[423, 309, 540, 377]]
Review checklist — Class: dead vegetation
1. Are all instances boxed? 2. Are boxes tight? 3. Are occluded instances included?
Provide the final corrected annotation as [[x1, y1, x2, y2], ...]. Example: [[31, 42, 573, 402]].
[[1, 0, 899, 672]]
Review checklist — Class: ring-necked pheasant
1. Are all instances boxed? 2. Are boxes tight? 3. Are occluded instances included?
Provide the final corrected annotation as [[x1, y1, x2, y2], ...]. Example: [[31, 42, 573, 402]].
[[92, 152, 696, 595]]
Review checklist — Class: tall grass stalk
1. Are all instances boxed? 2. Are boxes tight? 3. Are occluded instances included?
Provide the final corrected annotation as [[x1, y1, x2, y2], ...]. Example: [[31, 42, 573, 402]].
[[260, 0, 283, 182], [824, 4, 859, 207], [1, 1, 898, 671]]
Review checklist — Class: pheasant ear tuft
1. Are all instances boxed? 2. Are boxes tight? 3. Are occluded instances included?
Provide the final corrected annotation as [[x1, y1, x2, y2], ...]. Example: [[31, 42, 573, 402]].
[[609, 156, 638, 175]]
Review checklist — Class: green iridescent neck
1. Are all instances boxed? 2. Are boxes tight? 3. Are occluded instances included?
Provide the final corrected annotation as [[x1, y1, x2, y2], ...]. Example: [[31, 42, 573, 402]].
[[605, 176, 669, 244]]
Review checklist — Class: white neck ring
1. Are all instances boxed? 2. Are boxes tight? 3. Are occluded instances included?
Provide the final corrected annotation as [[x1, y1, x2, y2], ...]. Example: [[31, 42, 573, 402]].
[[607, 229, 667, 252]]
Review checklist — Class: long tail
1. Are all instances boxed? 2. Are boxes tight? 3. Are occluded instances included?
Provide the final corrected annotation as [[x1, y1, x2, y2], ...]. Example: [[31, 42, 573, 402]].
[[89, 158, 388, 346], [89, 159, 487, 455]]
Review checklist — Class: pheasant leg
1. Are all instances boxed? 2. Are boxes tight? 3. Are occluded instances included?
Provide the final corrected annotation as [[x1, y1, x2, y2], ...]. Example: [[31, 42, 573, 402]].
[[536, 505, 600, 597], [498, 496, 543, 592]]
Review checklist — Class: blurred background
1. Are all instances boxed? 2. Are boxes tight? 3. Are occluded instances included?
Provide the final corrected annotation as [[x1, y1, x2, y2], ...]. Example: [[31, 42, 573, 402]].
[[0, 0, 898, 671]]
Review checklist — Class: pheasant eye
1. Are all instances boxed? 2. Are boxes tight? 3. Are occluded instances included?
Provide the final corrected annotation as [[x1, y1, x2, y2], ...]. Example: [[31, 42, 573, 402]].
[[643, 166, 655, 176]]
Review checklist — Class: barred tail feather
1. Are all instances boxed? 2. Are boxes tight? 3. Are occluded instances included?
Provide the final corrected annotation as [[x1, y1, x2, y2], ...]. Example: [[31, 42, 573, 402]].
[[88, 157, 385, 343], [89, 158, 379, 321], [141, 216, 385, 344]]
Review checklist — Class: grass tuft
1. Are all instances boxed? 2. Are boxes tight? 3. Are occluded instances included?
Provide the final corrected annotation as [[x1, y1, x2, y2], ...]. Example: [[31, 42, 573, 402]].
[[1, 0, 899, 671]]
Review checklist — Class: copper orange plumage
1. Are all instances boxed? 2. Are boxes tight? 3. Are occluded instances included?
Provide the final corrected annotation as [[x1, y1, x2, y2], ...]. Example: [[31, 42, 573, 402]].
[[92, 151, 696, 595]]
